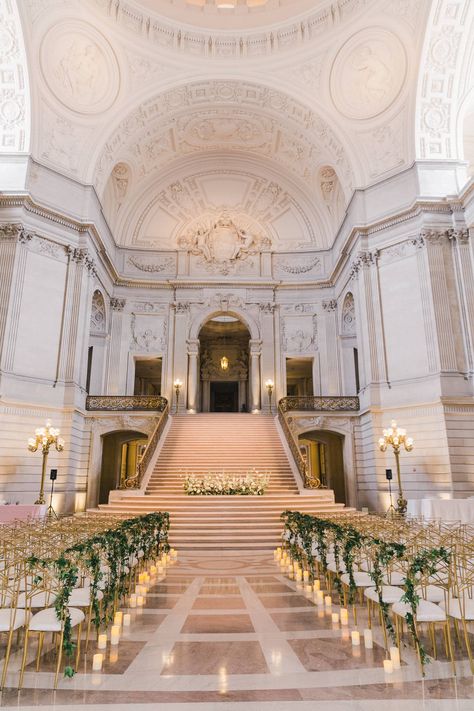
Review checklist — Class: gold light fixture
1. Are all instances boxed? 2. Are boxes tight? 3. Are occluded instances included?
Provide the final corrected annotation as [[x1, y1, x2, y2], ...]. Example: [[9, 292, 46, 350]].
[[174, 379, 182, 412], [220, 356, 229, 371], [27, 420, 64, 505], [265, 379, 274, 413], [378, 420, 414, 516]]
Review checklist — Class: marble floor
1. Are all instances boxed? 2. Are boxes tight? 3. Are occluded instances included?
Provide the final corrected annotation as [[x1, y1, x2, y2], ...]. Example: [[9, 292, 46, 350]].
[[2, 552, 474, 710]]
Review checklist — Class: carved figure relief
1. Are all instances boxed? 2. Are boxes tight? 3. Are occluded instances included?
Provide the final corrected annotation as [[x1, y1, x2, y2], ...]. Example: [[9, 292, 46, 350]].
[[40, 21, 120, 114], [178, 214, 271, 276], [330, 28, 407, 120]]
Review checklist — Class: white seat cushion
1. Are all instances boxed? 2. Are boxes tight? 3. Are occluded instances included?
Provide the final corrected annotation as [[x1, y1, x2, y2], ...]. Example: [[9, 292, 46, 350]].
[[69, 587, 103, 606], [392, 599, 446, 622], [341, 572, 373, 587], [0, 608, 26, 632], [440, 596, 474, 620], [416, 585, 445, 603], [364, 586, 404, 604], [384, 572, 406, 586], [16, 591, 56, 609], [29, 607, 85, 632]]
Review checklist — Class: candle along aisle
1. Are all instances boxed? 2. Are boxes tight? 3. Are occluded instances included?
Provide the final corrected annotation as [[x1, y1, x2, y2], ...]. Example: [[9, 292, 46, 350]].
[[351, 631, 360, 646], [383, 659, 394, 674], [364, 629, 373, 649], [114, 612, 123, 627], [110, 626, 120, 646], [331, 613, 339, 624], [92, 653, 103, 671], [390, 647, 401, 669], [97, 634, 107, 650], [123, 613, 131, 627], [340, 608, 349, 626], [324, 595, 332, 608], [129, 595, 137, 608], [315, 590, 325, 605], [313, 580, 321, 592], [303, 570, 310, 582]]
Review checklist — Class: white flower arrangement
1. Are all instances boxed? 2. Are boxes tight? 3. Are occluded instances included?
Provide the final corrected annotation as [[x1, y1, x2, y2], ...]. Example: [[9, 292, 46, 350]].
[[183, 469, 270, 496]]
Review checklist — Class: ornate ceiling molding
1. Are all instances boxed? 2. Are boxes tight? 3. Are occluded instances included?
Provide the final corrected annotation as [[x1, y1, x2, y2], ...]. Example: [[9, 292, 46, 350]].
[[0, 0, 30, 153]]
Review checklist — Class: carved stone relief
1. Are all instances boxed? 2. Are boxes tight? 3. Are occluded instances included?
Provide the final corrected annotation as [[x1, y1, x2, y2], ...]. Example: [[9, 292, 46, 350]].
[[90, 290, 106, 334], [40, 20, 120, 114], [0, 0, 29, 152], [178, 214, 271, 276], [130, 314, 167, 353], [282, 315, 318, 353], [341, 293, 356, 335], [330, 28, 407, 120], [126, 255, 175, 274], [274, 255, 322, 277]]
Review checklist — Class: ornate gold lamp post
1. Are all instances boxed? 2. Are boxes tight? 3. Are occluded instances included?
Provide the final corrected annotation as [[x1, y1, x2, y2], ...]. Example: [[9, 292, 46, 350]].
[[174, 379, 182, 413], [27, 421, 64, 505], [378, 420, 414, 515], [265, 379, 274, 414]]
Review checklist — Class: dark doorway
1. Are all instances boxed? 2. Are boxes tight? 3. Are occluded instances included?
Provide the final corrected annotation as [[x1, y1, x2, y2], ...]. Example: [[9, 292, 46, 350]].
[[210, 381, 239, 412]]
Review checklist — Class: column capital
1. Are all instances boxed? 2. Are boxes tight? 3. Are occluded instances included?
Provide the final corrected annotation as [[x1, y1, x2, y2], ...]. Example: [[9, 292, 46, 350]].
[[322, 299, 337, 312], [187, 338, 200, 356], [249, 339, 262, 356], [110, 297, 126, 312]]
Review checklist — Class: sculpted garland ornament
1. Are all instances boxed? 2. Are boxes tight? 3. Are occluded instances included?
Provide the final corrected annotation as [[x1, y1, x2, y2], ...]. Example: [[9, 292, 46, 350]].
[[178, 214, 271, 276]]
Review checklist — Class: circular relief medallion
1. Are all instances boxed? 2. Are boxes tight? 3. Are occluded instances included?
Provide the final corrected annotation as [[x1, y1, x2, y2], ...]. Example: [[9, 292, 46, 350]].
[[330, 28, 407, 120], [40, 21, 120, 115]]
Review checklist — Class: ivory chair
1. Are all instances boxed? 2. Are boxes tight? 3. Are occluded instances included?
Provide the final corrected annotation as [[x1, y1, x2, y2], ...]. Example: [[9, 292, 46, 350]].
[[0, 565, 27, 689], [18, 571, 85, 689]]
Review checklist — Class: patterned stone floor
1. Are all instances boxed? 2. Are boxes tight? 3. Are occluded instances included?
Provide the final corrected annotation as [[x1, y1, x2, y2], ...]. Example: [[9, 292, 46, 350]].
[[2, 552, 474, 710]]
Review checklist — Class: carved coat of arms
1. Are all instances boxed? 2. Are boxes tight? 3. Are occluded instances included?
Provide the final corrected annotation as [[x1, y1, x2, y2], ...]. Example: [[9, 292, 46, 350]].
[[178, 214, 271, 275]]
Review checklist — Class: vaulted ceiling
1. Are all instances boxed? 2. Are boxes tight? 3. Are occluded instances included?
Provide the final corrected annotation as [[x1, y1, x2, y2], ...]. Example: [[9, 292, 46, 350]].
[[5, 0, 474, 251]]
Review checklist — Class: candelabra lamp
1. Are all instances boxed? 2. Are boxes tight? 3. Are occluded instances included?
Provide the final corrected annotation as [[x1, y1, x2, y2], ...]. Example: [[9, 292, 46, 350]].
[[265, 379, 274, 414], [27, 421, 64, 505], [378, 420, 414, 515], [174, 379, 182, 413]]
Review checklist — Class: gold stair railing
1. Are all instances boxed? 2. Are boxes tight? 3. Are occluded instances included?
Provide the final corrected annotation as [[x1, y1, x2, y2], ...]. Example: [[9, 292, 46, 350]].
[[122, 401, 170, 489], [86, 395, 168, 411], [277, 396, 360, 489]]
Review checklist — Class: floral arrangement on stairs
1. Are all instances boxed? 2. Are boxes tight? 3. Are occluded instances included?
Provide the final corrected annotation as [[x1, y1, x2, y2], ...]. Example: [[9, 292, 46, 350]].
[[183, 470, 270, 496]]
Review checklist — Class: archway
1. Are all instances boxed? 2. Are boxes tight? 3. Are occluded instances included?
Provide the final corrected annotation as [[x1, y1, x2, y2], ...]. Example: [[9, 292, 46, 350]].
[[198, 316, 251, 413], [99, 430, 148, 504], [299, 430, 346, 504]]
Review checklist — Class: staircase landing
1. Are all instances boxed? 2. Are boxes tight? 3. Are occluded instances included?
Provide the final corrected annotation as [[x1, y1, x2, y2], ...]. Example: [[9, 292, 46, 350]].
[[95, 414, 353, 550]]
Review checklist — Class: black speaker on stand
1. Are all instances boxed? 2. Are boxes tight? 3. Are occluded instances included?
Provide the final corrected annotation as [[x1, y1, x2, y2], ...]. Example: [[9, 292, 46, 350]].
[[385, 468, 396, 517], [47, 469, 59, 520]]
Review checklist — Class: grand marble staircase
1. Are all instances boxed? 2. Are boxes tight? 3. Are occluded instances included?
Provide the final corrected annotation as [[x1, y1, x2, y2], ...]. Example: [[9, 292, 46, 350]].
[[96, 414, 351, 550]]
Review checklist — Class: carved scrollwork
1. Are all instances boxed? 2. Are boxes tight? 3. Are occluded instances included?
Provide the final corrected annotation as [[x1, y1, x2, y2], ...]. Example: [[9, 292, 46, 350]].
[[279, 396, 360, 413]]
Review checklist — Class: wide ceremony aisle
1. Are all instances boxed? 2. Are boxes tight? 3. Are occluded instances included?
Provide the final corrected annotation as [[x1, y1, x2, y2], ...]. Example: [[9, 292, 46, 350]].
[[3, 552, 473, 711]]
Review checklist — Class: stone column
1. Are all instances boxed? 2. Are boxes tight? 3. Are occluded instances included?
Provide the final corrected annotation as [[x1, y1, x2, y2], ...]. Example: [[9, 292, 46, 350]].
[[187, 338, 200, 412], [0, 225, 24, 371], [106, 298, 126, 394], [202, 379, 210, 412], [249, 339, 262, 412], [322, 299, 341, 395]]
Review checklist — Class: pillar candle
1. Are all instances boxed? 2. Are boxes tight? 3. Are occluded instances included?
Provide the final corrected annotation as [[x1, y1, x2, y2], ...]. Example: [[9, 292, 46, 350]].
[[114, 612, 123, 627], [304, 584, 313, 593], [315, 590, 324, 605], [364, 629, 373, 649], [129, 594, 137, 608], [324, 595, 332, 608], [110, 625, 120, 646], [313, 580, 321, 592], [158, 565, 164, 574], [331, 612, 339, 624], [340, 608, 349, 626], [351, 631, 360, 646], [92, 653, 103, 671], [295, 570, 303, 582], [150, 565, 157, 575], [390, 646, 401, 669], [303, 570, 310, 582], [136, 595, 144, 607], [383, 659, 393, 674], [97, 634, 107, 650], [123, 613, 131, 627]]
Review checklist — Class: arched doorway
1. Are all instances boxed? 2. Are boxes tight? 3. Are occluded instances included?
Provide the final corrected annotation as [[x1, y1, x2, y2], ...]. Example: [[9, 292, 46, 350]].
[[299, 430, 346, 504], [198, 316, 250, 412], [99, 430, 148, 504]]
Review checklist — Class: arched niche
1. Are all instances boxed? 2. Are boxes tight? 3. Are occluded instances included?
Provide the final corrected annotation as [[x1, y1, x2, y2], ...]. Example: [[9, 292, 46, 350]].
[[189, 306, 260, 342], [299, 430, 346, 504], [99, 429, 148, 504], [86, 289, 108, 395], [340, 292, 360, 396]]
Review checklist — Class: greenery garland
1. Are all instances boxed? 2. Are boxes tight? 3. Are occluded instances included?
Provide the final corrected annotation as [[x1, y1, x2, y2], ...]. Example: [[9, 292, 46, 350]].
[[28, 512, 170, 678], [280, 511, 449, 670]]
